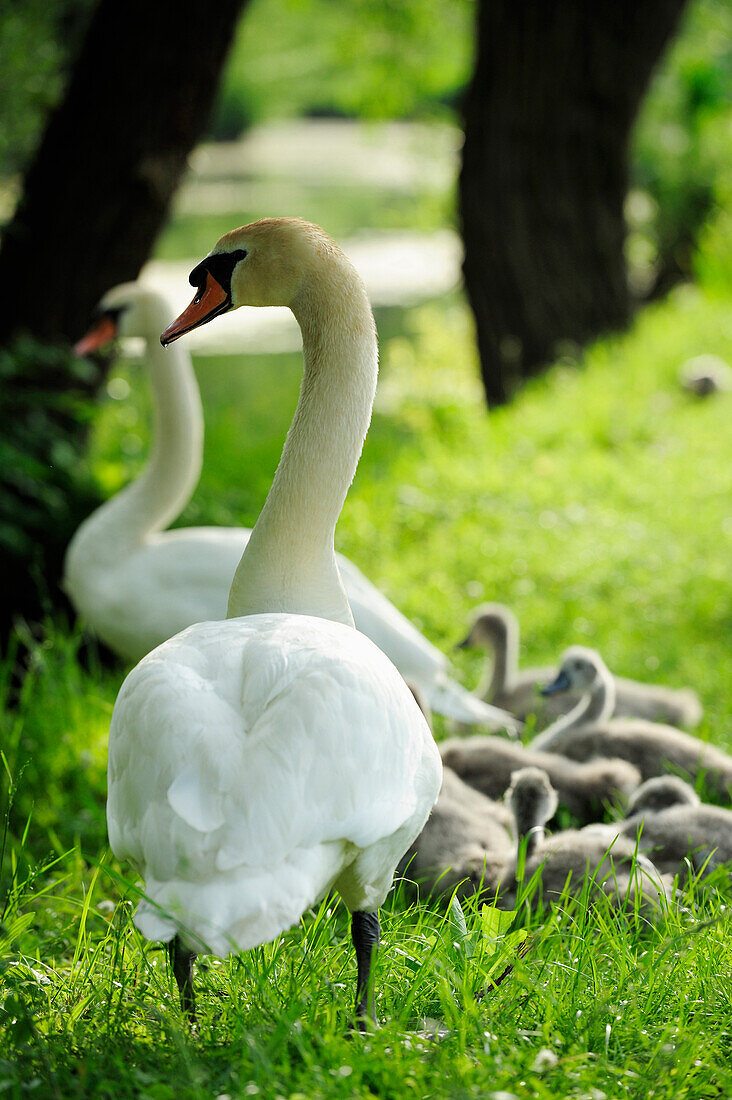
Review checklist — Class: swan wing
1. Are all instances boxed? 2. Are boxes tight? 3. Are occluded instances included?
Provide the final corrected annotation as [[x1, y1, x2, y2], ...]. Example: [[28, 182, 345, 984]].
[[428, 676, 521, 734], [69, 527, 248, 661], [337, 554, 446, 681], [337, 555, 517, 730]]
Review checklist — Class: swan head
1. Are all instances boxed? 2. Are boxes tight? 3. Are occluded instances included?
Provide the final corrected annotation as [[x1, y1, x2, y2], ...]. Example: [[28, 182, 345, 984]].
[[75, 283, 172, 355], [456, 603, 518, 650], [160, 218, 344, 347], [541, 645, 607, 697]]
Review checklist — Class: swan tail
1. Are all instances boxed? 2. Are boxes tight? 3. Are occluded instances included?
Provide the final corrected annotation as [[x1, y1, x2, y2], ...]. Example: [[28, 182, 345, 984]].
[[426, 677, 522, 737]]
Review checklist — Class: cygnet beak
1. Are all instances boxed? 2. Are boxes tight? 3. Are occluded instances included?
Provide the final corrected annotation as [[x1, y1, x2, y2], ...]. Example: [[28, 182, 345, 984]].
[[541, 669, 572, 696], [454, 633, 473, 651]]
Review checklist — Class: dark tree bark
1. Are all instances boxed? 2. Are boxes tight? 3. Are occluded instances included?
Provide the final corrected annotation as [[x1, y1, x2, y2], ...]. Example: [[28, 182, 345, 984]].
[[0, 0, 248, 638], [459, 0, 688, 407], [0, 0, 248, 346]]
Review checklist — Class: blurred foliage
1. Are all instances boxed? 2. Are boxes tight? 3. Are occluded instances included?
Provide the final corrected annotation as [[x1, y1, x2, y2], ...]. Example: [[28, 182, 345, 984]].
[[629, 0, 732, 293], [213, 0, 474, 138], [0, 0, 93, 180], [690, 36, 732, 300], [158, 183, 453, 261], [0, 338, 102, 628], [213, 0, 732, 294], [695, 192, 732, 296]]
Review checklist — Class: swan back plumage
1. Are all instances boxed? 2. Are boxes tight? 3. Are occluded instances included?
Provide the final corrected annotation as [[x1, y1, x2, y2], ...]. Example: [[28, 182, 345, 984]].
[[109, 614, 439, 955]]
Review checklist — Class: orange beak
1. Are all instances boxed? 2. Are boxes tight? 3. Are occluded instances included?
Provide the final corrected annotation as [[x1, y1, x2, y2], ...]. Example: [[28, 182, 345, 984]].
[[74, 314, 118, 356], [160, 272, 231, 347]]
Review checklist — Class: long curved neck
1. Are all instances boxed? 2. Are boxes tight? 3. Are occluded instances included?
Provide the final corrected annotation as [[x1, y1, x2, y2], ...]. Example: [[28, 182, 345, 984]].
[[531, 667, 616, 751], [65, 332, 203, 572], [227, 265, 377, 626], [481, 620, 519, 700]]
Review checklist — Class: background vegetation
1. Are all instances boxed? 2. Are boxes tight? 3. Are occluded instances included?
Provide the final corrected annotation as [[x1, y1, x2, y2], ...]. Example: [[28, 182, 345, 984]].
[[2, 0, 731, 286]]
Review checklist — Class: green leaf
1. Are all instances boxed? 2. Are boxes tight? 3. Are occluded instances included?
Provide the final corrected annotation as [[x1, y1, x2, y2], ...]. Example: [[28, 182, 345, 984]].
[[480, 905, 517, 940]]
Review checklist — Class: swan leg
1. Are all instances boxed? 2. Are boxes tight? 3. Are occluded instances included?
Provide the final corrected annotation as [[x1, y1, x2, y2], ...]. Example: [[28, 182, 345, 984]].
[[168, 935, 197, 1023], [351, 909, 380, 1030]]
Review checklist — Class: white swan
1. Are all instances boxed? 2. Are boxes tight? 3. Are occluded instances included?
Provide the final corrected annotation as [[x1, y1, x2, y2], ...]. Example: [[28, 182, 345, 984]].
[[459, 603, 702, 728], [107, 219, 443, 1026], [67, 283, 517, 734]]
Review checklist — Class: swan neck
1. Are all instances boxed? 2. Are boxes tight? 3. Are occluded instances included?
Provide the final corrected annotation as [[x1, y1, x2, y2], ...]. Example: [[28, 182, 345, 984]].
[[531, 667, 616, 751], [583, 671, 615, 725], [65, 334, 203, 571], [227, 268, 377, 624], [482, 620, 519, 701], [130, 336, 204, 534]]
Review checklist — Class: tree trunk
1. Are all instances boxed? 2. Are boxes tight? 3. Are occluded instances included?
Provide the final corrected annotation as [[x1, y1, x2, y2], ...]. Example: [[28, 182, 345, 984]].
[[0, 0, 248, 346], [0, 0, 248, 638], [459, 0, 688, 407]]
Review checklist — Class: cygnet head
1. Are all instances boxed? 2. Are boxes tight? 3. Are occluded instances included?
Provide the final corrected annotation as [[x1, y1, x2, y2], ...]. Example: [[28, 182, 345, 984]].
[[160, 218, 359, 346], [74, 283, 172, 355], [507, 766, 559, 852], [456, 603, 517, 650], [626, 775, 700, 818], [541, 646, 608, 698]]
